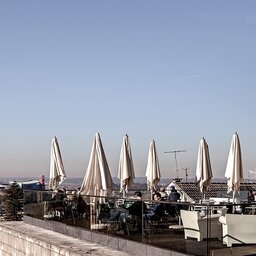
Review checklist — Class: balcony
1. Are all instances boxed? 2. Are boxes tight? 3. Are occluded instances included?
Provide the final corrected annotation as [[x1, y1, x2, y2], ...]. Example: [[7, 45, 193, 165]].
[[23, 189, 256, 256]]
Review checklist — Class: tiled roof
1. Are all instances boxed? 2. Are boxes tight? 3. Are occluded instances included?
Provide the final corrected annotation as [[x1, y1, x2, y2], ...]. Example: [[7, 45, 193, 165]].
[[176, 182, 255, 202]]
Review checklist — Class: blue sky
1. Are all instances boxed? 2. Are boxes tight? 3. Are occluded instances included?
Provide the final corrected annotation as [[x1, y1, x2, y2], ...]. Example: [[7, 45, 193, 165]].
[[1, 1, 256, 180]]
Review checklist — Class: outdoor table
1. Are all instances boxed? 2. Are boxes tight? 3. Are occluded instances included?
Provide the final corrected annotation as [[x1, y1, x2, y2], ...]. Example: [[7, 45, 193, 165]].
[[244, 205, 256, 215], [189, 204, 227, 215]]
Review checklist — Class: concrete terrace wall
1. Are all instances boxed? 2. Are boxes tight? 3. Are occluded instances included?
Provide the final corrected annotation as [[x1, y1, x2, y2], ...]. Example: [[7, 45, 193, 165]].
[[0, 221, 133, 256], [23, 216, 188, 256]]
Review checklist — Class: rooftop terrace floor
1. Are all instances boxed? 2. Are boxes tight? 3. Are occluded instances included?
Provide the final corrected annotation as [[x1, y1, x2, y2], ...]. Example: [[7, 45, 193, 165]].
[[113, 227, 256, 256]]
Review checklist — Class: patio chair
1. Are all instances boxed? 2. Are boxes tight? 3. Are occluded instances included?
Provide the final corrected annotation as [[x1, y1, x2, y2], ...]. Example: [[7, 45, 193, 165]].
[[180, 209, 222, 241], [219, 214, 256, 247], [124, 215, 142, 235]]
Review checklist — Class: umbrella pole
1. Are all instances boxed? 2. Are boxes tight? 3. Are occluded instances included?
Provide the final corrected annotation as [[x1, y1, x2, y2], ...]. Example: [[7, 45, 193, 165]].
[[232, 191, 235, 213], [200, 192, 204, 203], [201, 188, 205, 203]]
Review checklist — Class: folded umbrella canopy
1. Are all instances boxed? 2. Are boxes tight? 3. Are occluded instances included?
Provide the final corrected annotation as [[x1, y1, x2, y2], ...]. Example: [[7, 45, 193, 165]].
[[146, 140, 161, 193], [79, 133, 113, 198], [196, 137, 213, 200], [118, 134, 135, 197], [225, 132, 243, 199], [49, 136, 66, 190]]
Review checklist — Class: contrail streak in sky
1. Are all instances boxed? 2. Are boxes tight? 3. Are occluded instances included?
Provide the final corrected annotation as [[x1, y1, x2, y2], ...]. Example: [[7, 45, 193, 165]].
[[171, 64, 250, 83]]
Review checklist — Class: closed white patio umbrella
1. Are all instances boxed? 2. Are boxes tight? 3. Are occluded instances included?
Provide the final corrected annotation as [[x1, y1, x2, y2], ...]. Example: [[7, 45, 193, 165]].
[[80, 133, 113, 227], [79, 133, 113, 198], [118, 134, 135, 197], [49, 136, 66, 190], [146, 140, 161, 197], [196, 137, 213, 201], [225, 132, 243, 201]]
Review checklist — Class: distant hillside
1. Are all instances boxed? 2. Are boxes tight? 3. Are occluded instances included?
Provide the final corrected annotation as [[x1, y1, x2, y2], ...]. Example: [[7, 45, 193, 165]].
[[0, 176, 232, 189], [113, 177, 174, 185], [114, 177, 227, 185]]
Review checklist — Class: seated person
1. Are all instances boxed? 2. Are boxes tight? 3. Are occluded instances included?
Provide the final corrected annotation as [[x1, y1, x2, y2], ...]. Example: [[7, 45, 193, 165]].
[[111, 191, 147, 234], [71, 195, 89, 219], [99, 203, 111, 221], [52, 188, 67, 201], [168, 186, 180, 202], [168, 186, 181, 217], [159, 187, 168, 201], [248, 189, 255, 203], [126, 191, 147, 217], [111, 191, 147, 220], [49, 188, 67, 219], [144, 192, 165, 220]]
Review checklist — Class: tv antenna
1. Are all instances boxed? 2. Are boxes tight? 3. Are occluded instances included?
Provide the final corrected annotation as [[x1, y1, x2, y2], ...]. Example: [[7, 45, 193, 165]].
[[164, 150, 187, 179], [182, 166, 190, 182]]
